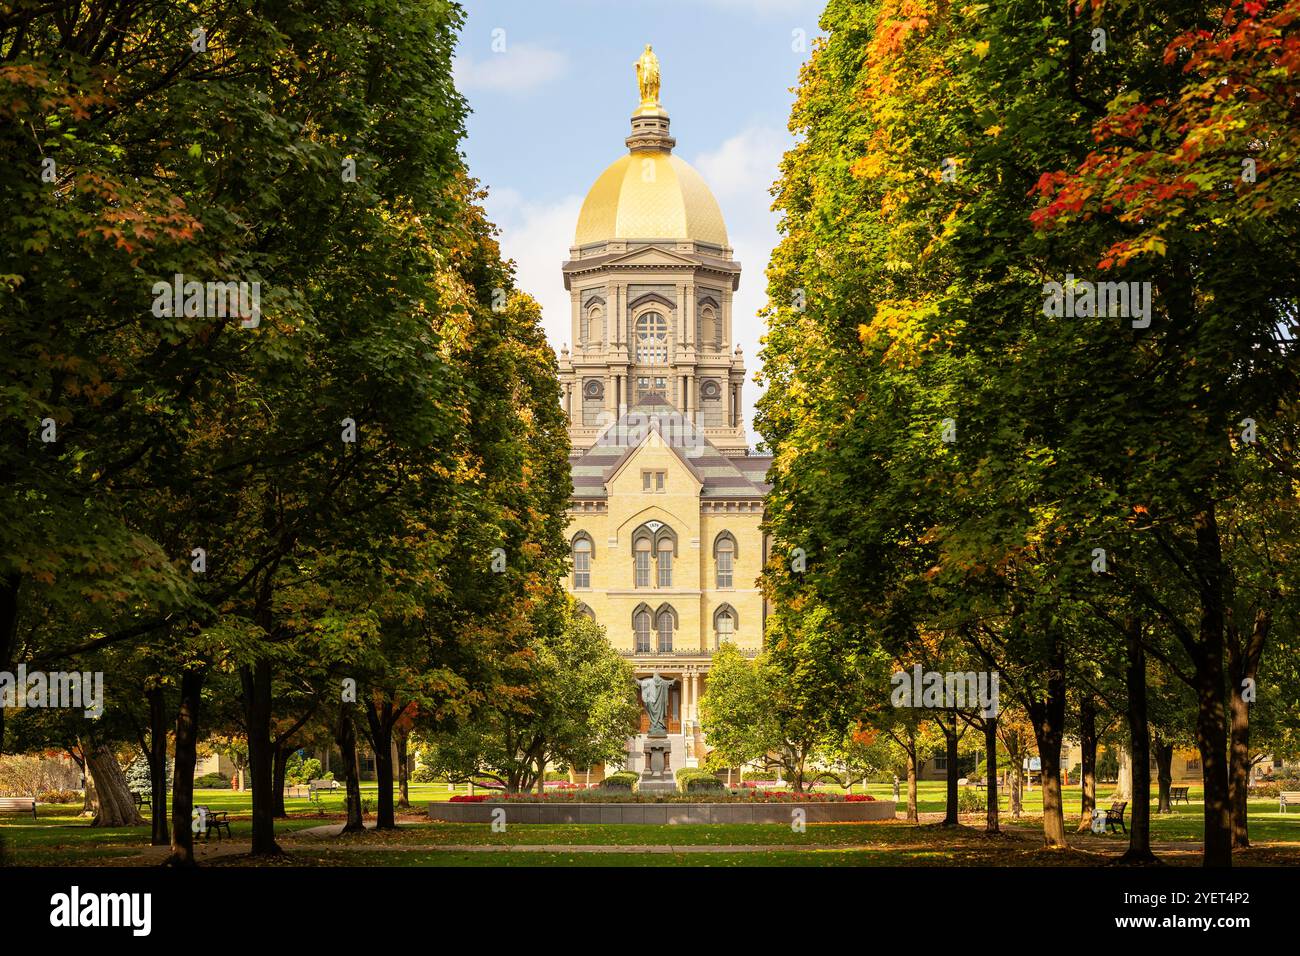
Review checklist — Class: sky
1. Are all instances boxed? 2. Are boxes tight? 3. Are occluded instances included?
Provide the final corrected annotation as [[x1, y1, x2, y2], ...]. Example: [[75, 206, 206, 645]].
[[453, 0, 826, 442]]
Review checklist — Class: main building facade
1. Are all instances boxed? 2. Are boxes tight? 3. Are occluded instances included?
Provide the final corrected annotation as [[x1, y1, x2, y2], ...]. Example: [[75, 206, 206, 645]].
[[557, 50, 770, 775]]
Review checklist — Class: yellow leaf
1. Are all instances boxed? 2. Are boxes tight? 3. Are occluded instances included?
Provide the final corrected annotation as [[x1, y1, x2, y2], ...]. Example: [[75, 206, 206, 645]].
[[973, 40, 990, 59]]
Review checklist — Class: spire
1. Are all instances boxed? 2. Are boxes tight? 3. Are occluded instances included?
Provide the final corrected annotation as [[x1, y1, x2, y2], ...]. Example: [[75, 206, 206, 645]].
[[627, 44, 675, 154]]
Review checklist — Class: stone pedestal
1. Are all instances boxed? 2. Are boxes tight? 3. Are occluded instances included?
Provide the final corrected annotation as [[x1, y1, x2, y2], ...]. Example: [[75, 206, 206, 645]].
[[639, 735, 676, 793]]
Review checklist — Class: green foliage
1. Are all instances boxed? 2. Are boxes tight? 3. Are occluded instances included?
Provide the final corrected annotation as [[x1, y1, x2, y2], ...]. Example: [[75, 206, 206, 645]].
[[424, 602, 640, 792], [676, 769, 723, 792], [195, 773, 230, 790], [285, 754, 322, 787], [600, 771, 638, 791], [125, 755, 169, 795]]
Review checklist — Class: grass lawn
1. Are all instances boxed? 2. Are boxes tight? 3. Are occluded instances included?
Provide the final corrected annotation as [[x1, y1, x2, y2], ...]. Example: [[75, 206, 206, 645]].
[[2, 780, 1296, 867]]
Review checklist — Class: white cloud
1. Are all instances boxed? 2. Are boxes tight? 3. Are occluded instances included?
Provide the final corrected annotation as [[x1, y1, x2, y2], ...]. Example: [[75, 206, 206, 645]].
[[484, 190, 584, 351], [693, 126, 787, 203], [692, 127, 790, 442], [453, 42, 568, 95]]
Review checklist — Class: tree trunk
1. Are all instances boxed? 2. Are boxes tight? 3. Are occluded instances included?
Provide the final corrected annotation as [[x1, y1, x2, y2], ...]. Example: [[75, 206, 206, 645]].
[[147, 686, 169, 845], [1120, 618, 1155, 863], [1115, 744, 1132, 801], [86, 743, 144, 827], [0, 573, 19, 748], [239, 658, 280, 855], [1154, 736, 1174, 813], [365, 701, 396, 830], [272, 740, 290, 818], [984, 717, 999, 834], [1077, 693, 1097, 833], [1193, 504, 1233, 868], [942, 712, 959, 826], [168, 668, 203, 865], [336, 704, 364, 833], [396, 728, 410, 809], [1227, 608, 1268, 849], [906, 730, 919, 823], [1028, 634, 1068, 847]]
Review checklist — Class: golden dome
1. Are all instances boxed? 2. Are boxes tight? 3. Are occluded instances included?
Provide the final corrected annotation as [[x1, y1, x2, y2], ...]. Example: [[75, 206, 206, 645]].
[[574, 151, 728, 247]]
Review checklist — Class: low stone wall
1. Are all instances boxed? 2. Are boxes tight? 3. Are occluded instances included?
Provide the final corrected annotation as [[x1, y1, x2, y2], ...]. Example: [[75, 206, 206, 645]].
[[428, 800, 897, 825]]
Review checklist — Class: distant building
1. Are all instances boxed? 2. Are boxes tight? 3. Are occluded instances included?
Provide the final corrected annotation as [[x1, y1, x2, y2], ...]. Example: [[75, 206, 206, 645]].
[[557, 53, 769, 778]]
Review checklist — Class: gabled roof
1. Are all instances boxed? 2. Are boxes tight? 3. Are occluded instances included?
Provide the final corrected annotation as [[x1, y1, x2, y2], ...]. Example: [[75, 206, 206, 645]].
[[569, 403, 771, 500]]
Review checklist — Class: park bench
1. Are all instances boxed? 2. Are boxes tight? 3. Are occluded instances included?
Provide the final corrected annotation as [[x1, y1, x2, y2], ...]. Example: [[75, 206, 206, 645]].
[[284, 784, 309, 799], [1105, 800, 1128, 834], [131, 791, 151, 809], [1169, 786, 1190, 805], [194, 805, 231, 840], [1280, 791, 1300, 813], [0, 797, 37, 820], [308, 779, 341, 805]]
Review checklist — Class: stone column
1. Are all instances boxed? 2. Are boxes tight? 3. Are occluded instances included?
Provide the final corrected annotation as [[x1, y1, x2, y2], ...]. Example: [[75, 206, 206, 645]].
[[604, 282, 615, 346], [722, 288, 733, 349], [685, 282, 696, 348], [675, 284, 685, 354], [617, 282, 628, 347]]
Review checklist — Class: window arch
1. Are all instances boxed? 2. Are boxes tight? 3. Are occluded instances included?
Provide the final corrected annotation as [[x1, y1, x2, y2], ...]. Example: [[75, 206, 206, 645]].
[[657, 538, 673, 587], [571, 532, 593, 589], [713, 604, 737, 649], [633, 534, 653, 588], [713, 532, 736, 588], [699, 305, 717, 348], [654, 604, 677, 653], [576, 602, 596, 621], [634, 311, 668, 365], [583, 303, 604, 346], [631, 522, 677, 589], [633, 605, 652, 653]]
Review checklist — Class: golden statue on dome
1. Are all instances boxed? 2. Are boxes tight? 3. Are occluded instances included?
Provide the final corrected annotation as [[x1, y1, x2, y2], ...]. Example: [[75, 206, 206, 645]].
[[635, 44, 661, 111]]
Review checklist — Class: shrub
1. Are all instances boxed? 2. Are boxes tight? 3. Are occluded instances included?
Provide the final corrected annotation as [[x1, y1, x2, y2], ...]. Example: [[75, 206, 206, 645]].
[[38, 789, 79, 804], [285, 754, 322, 786], [958, 788, 986, 813], [601, 771, 638, 791], [677, 769, 723, 792], [0, 755, 80, 796], [1252, 779, 1300, 798], [411, 765, 438, 784], [195, 772, 231, 789]]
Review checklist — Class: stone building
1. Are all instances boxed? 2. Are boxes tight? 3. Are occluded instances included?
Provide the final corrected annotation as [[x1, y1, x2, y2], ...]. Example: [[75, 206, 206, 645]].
[[557, 54, 769, 777]]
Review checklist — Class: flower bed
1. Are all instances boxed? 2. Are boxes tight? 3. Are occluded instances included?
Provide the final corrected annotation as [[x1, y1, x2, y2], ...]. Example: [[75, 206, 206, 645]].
[[431, 794, 896, 824], [449, 789, 874, 804]]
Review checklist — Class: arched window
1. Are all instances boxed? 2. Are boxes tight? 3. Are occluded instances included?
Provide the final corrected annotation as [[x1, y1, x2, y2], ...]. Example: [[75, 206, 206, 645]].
[[714, 605, 737, 649], [576, 602, 596, 621], [584, 303, 604, 346], [634, 607, 652, 653], [634, 535, 652, 588], [657, 538, 673, 588], [632, 522, 676, 588], [571, 533, 593, 589], [635, 312, 668, 365], [655, 605, 676, 653], [699, 305, 717, 348], [714, 532, 735, 589]]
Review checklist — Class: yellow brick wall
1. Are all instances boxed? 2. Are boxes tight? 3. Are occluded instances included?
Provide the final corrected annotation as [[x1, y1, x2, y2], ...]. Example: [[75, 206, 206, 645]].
[[564, 432, 764, 664]]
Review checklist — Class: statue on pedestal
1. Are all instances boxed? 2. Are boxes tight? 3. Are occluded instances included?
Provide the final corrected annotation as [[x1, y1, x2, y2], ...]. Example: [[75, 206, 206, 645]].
[[638, 671, 676, 736]]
